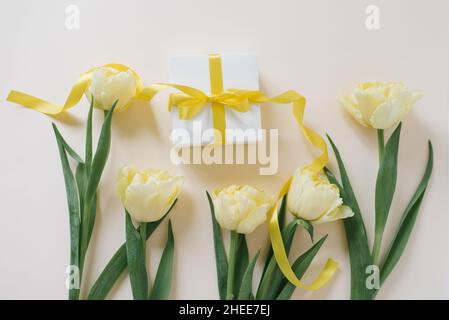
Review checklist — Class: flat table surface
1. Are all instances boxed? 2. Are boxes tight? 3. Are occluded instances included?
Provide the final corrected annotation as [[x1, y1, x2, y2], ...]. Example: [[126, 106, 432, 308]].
[[0, 0, 448, 299]]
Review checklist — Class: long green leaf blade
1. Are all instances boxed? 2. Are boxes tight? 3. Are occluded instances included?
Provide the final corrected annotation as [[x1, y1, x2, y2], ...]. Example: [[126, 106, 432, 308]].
[[80, 102, 117, 262], [378, 141, 433, 288], [53, 124, 84, 163], [257, 219, 299, 300], [297, 218, 314, 242], [150, 221, 175, 300], [75, 163, 88, 253], [261, 196, 287, 278], [125, 211, 148, 300], [278, 195, 287, 230], [84, 103, 116, 206], [85, 99, 94, 174], [276, 235, 327, 300], [233, 234, 249, 297], [237, 250, 260, 300], [267, 219, 315, 299], [80, 100, 95, 250], [52, 123, 81, 300], [75, 163, 87, 211], [327, 134, 372, 300], [86, 200, 176, 300], [373, 123, 402, 262], [206, 191, 228, 300]]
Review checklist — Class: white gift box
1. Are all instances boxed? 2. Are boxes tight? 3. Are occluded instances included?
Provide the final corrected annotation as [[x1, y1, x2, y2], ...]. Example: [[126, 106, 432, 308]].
[[168, 53, 262, 146]]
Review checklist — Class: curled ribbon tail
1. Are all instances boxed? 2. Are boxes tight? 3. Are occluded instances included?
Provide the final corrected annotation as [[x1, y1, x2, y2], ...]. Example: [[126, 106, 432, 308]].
[[6, 63, 147, 115], [7, 90, 63, 115], [291, 98, 328, 173], [266, 90, 336, 290], [268, 180, 338, 291]]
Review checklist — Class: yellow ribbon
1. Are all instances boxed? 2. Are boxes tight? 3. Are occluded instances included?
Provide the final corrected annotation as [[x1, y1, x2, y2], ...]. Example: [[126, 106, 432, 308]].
[[208, 54, 226, 145], [6, 63, 147, 114], [6, 59, 338, 290]]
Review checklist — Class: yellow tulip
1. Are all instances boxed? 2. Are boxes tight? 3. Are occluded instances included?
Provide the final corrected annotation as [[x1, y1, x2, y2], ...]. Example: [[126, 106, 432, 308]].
[[212, 185, 275, 234], [287, 167, 354, 224], [341, 82, 422, 129], [116, 166, 183, 222], [86, 68, 137, 112]]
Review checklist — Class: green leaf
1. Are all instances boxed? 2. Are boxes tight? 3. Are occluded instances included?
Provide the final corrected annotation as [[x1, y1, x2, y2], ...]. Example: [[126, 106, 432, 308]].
[[150, 221, 175, 300], [256, 219, 299, 300], [81, 100, 97, 261], [75, 163, 88, 256], [75, 163, 87, 210], [87, 244, 127, 300], [233, 234, 249, 297], [297, 218, 314, 242], [372, 123, 402, 262], [237, 250, 260, 300], [377, 141, 433, 292], [52, 123, 81, 300], [87, 200, 177, 300], [264, 218, 314, 300], [125, 211, 148, 300], [206, 191, 228, 300], [261, 196, 287, 277], [326, 134, 372, 300], [323, 167, 343, 190], [276, 235, 328, 300], [80, 102, 117, 263], [85, 98, 94, 174], [52, 124, 84, 163], [278, 195, 287, 230]]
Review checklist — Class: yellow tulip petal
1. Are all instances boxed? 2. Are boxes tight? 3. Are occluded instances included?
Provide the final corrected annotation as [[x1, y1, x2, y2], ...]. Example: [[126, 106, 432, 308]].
[[340, 95, 370, 127], [370, 100, 408, 129], [353, 88, 386, 125], [237, 203, 271, 234], [314, 205, 354, 224]]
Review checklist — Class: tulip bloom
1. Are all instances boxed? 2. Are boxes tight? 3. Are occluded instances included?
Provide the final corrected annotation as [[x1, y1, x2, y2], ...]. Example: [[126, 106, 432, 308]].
[[212, 185, 275, 234], [116, 166, 183, 222], [340, 82, 422, 130], [86, 69, 137, 112], [287, 168, 354, 224]]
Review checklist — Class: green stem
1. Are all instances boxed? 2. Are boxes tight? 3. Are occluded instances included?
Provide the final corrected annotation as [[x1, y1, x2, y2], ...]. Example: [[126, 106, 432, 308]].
[[377, 129, 384, 164], [372, 231, 382, 265], [372, 129, 385, 264], [140, 222, 148, 298], [140, 223, 147, 256], [69, 271, 81, 300], [226, 231, 239, 300]]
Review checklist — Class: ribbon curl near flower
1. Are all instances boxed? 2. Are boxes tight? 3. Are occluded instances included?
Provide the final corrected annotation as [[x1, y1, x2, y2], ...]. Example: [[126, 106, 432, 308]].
[[6, 63, 150, 114], [6, 61, 337, 290]]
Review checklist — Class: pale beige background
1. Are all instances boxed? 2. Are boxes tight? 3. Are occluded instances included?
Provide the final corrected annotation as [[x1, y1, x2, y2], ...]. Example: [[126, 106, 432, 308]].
[[0, 0, 448, 299]]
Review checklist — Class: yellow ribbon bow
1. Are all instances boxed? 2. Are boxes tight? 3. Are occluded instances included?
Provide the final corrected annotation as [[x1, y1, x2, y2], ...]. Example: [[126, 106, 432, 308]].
[[6, 56, 338, 291]]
